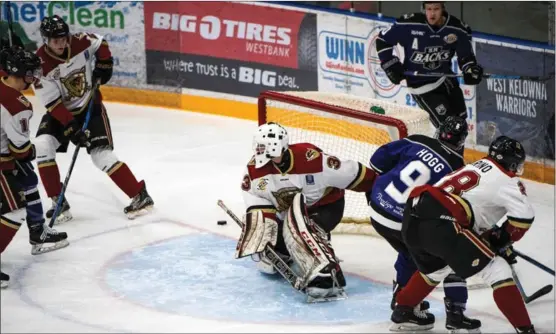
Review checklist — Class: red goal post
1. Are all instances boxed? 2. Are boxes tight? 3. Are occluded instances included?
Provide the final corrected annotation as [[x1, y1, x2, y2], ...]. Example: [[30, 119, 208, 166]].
[[257, 90, 434, 237]]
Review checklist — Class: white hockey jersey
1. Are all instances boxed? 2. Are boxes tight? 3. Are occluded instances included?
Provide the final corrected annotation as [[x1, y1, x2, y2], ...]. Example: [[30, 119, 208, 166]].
[[435, 157, 535, 239], [0, 78, 34, 170], [33, 32, 108, 126], [241, 143, 376, 220]]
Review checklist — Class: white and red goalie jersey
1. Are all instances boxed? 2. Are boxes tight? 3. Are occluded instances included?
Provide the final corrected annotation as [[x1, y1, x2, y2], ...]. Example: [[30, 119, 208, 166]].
[[33, 32, 111, 126], [241, 143, 377, 220], [0, 78, 35, 170], [434, 157, 535, 242]]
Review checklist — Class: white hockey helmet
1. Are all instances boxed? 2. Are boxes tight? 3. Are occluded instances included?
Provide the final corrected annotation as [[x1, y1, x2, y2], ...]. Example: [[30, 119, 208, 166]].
[[252, 122, 289, 168]]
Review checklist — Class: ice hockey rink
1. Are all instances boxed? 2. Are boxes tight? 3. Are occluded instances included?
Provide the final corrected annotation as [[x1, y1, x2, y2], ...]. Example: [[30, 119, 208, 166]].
[[1, 97, 554, 333]]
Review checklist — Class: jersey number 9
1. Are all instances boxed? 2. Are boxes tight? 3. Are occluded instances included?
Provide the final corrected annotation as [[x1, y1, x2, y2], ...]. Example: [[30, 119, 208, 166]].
[[385, 160, 431, 204]]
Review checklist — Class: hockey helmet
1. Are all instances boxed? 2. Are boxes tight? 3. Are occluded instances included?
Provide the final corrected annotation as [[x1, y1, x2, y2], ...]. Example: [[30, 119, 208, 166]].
[[40, 15, 70, 41], [437, 116, 468, 150], [0, 46, 42, 80], [488, 136, 526, 175], [252, 122, 289, 168]]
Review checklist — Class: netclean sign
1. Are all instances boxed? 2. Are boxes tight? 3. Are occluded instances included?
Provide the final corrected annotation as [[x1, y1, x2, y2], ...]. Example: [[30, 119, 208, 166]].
[[2, 2, 125, 29]]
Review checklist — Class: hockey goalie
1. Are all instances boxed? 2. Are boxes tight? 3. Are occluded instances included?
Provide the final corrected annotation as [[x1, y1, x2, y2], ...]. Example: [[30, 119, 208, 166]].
[[235, 122, 377, 302]]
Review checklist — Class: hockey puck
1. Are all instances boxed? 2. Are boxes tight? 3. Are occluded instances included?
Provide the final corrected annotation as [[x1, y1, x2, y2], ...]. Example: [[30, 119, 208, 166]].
[[217, 220, 227, 226]]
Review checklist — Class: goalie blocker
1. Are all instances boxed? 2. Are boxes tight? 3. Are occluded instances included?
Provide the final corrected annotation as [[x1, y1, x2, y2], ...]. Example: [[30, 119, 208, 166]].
[[236, 193, 346, 302]]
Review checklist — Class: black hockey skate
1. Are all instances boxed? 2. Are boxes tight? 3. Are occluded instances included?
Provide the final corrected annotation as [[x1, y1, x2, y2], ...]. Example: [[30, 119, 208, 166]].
[[445, 297, 481, 333], [29, 225, 69, 255], [305, 263, 347, 303], [391, 280, 430, 311], [515, 325, 536, 334], [1, 271, 9, 289], [124, 182, 154, 219], [46, 195, 73, 225], [390, 304, 435, 332]]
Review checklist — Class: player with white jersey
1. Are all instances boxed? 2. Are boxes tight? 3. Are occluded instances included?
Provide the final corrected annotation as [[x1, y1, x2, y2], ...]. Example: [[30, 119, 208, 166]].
[[390, 136, 536, 333], [33, 15, 153, 221], [0, 46, 69, 288], [237, 122, 377, 301]]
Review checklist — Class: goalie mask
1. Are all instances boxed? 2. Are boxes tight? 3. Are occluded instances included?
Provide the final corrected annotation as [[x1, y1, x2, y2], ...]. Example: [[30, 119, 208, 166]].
[[252, 122, 289, 168]]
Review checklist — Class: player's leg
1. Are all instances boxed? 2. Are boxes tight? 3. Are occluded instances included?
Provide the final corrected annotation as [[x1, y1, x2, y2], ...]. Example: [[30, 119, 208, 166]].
[[0, 170, 26, 288], [307, 197, 344, 235], [438, 225, 535, 333], [34, 113, 73, 224], [372, 220, 430, 311], [14, 161, 69, 255], [251, 215, 292, 275], [412, 78, 467, 129], [398, 193, 481, 332], [86, 104, 153, 219], [283, 193, 346, 302]]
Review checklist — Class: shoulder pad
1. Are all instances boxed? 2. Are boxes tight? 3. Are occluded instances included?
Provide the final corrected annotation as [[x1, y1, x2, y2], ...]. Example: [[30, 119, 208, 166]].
[[69, 34, 92, 58], [36, 46, 62, 76], [0, 91, 32, 116], [447, 15, 472, 34], [397, 12, 426, 24], [289, 142, 323, 153], [406, 134, 429, 143]]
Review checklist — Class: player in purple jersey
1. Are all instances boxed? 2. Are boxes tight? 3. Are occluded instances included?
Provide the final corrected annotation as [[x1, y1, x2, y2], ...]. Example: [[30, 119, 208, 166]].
[[376, 2, 484, 132]]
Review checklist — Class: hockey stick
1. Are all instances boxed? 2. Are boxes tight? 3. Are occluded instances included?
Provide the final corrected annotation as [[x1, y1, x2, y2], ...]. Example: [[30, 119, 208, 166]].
[[47, 80, 100, 229], [514, 249, 555, 276], [404, 71, 554, 81], [511, 266, 553, 304], [216, 200, 305, 291]]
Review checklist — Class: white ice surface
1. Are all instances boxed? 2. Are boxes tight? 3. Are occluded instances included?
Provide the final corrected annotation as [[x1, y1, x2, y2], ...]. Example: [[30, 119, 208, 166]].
[[1, 97, 554, 333]]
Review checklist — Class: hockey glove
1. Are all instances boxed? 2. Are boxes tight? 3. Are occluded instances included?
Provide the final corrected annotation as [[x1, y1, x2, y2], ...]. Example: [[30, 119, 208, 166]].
[[381, 57, 405, 85], [484, 225, 512, 249], [64, 120, 91, 148], [93, 57, 113, 85], [499, 245, 518, 265], [462, 63, 483, 85]]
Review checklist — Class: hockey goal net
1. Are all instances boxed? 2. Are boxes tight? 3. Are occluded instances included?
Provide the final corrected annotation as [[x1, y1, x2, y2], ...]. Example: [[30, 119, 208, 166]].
[[258, 90, 434, 237]]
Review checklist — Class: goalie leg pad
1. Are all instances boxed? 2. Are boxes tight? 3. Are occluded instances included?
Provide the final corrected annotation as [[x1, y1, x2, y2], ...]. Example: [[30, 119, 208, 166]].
[[283, 193, 346, 301], [235, 210, 278, 259]]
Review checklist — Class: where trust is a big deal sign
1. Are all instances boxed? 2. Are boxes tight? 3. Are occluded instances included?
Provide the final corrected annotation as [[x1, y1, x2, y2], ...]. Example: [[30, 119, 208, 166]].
[[144, 2, 318, 97]]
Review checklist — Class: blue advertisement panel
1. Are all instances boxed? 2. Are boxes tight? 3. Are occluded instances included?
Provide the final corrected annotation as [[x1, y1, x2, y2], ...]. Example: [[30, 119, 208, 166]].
[[475, 42, 555, 159]]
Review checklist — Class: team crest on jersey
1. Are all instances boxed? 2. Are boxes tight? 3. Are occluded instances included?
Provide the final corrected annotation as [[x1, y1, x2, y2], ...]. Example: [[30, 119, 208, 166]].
[[444, 33, 458, 44], [471, 258, 480, 267], [409, 46, 451, 70], [272, 187, 302, 211], [326, 156, 341, 170], [61, 65, 90, 100], [241, 175, 251, 191], [305, 149, 320, 161], [17, 95, 31, 108], [257, 178, 268, 191]]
